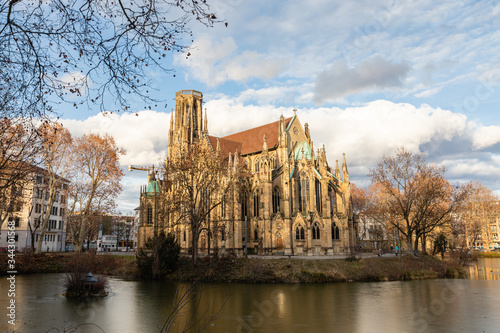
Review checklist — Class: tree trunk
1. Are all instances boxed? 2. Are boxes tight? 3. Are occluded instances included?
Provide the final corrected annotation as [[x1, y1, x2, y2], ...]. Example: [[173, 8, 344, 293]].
[[406, 231, 414, 254], [192, 229, 199, 266], [207, 219, 211, 263], [413, 235, 420, 254], [421, 234, 427, 254]]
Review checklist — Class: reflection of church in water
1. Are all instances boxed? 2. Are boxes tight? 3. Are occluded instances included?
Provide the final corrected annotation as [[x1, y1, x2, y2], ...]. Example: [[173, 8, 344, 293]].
[[138, 90, 353, 255]]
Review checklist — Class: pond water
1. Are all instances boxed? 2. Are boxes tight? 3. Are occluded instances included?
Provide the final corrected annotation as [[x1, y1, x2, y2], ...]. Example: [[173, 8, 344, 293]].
[[1, 259, 499, 333]]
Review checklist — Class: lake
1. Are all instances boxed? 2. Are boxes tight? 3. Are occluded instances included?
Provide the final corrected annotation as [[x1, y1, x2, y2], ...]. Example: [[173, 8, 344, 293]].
[[1, 258, 499, 333]]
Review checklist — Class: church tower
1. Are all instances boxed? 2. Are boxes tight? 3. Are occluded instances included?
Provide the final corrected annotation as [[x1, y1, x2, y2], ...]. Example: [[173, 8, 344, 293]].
[[168, 90, 204, 150]]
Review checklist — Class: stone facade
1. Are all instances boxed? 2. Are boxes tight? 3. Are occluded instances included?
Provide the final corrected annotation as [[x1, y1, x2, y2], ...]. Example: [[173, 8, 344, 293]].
[[138, 90, 353, 256]]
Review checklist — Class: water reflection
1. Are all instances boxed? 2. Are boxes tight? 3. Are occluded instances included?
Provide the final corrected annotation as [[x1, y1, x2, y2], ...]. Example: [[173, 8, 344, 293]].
[[1, 259, 499, 333], [466, 257, 500, 280]]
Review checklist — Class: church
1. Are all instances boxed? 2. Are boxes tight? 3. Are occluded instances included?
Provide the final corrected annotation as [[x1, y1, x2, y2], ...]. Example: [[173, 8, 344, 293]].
[[137, 90, 353, 256]]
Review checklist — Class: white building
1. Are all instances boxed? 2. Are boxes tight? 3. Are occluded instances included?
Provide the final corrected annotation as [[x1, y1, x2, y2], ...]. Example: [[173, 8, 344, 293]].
[[0, 167, 69, 252]]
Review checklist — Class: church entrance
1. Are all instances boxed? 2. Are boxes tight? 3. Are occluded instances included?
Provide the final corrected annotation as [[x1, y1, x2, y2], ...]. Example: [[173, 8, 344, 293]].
[[276, 236, 283, 251], [200, 235, 207, 252]]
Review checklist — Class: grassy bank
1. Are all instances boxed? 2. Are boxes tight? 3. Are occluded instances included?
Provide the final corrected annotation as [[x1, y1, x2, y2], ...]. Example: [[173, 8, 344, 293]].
[[168, 254, 464, 283], [1, 252, 465, 283], [476, 252, 500, 259], [0, 253, 138, 278]]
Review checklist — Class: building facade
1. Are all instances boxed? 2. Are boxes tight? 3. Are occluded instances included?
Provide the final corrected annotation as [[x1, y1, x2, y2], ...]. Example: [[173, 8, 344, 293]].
[[138, 90, 353, 256], [0, 167, 68, 252]]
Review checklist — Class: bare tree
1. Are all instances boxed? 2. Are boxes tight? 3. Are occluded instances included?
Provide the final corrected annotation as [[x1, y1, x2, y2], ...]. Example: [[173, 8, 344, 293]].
[[369, 147, 468, 254], [163, 141, 229, 265], [35, 122, 73, 253], [67, 133, 124, 252], [1, 0, 223, 118], [455, 181, 499, 250], [0, 118, 41, 229]]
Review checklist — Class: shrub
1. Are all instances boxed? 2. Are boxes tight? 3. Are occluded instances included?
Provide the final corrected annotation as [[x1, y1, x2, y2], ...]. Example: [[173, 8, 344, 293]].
[[63, 253, 108, 297], [136, 231, 180, 278]]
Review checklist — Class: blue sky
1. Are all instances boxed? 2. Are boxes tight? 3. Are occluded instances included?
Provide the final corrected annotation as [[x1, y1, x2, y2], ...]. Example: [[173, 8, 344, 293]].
[[60, 0, 500, 213]]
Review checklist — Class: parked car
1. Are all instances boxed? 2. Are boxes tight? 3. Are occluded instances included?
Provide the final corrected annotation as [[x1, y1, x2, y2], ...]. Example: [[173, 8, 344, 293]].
[[0, 247, 18, 252]]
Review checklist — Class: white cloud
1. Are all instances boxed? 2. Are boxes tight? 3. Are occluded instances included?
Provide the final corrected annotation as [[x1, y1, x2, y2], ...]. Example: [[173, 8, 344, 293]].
[[58, 71, 89, 95], [313, 57, 410, 103], [415, 86, 442, 98], [174, 34, 285, 86], [472, 125, 500, 149], [61, 111, 171, 167]]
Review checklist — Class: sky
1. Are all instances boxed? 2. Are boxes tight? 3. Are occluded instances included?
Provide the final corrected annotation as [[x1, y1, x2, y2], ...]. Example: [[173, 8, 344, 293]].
[[59, 0, 500, 214]]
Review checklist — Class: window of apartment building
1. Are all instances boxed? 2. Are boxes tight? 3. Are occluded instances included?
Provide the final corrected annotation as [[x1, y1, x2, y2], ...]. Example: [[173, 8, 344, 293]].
[[55, 191, 60, 202], [43, 205, 47, 213], [7, 234, 19, 242], [51, 206, 58, 216], [60, 195, 65, 204], [58, 220, 63, 230], [59, 208, 64, 217], [35, 203, 41, 214], [45, 191, 49, 201]]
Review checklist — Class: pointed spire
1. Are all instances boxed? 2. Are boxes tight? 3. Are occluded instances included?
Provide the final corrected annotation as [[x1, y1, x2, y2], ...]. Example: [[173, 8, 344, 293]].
[[234, 149, 239, 171], [304, 123, 310, 139], [228, 152, 232, 170], [169, 110, 174, 146], [335, 159, 341, 179], [263, 134, 268, 152], [204, 108, 208, 134], [293, 108, 297, 116], [342, 153, 349, 183], [278, 114, 286, 147]]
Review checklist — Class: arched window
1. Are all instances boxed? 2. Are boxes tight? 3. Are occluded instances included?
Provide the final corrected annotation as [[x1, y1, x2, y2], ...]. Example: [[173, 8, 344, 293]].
[[272, 186, 280, 214], [254, 228, 259, 240], [254, 158, 260, 172], [295, 225, 305, 240], [270, 155, 277, 169], [253, 190, 260, 217], [183, 229, 186, 242], [312, 222, 320, 240], [328, 185, 337, 215], [147, 204, 153, 224], [240, 192, 248, 220], [298, 171, 309, 212], [315, 179, 322, 213], [332, 223, 340, 240]]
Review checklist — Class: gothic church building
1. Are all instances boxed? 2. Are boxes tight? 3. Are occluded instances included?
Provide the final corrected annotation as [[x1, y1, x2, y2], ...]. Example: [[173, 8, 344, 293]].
[[138, 90, 353, 255]]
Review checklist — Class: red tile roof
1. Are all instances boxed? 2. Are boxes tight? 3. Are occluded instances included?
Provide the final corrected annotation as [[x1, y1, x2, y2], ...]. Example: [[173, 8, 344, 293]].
[[206, 135, 243, 158], [220, 117, 293, 155]]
